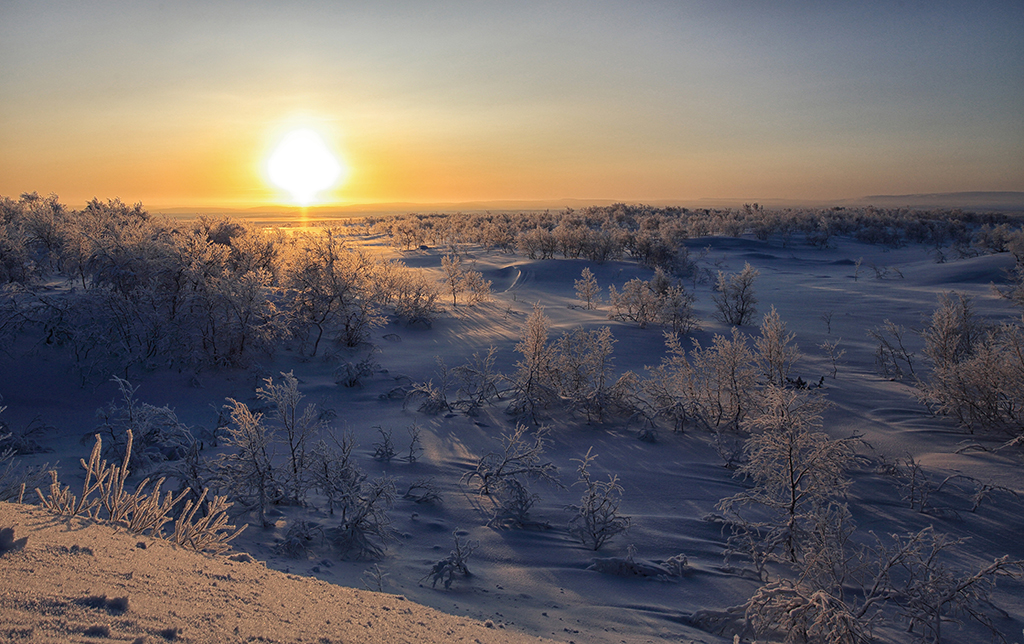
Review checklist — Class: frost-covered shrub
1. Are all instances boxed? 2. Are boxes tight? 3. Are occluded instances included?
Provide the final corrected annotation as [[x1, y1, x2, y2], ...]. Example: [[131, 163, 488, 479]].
[[868, 319, 916, 380], [451, 346, 502, 415], [551, 326, 617, 423], [746, 521, 1024, 644], [333, 351, 378, 388], [406, 357, 455, 415], [917, 293, 1024, 438], [256, 371, 320, 501], [712, 262, 759, 326], [0, 405, 49, 502], [463, 424, 559, 495], [95, 378, 194, 473], [275, 520, 324, 558], [391, 267, 441, 325], [567, 448, 630, 550], [211, 399, 281, 527], [638, 332, 701, 433], [607, 278, 661, 328], [328, 475, 397, 560], [657, 284, 700, 335], [506, 305, 558, 422], [308, 433, 364, 516], [423, 531, 478, 590], [691, 328, 758, 432], [464, 424, 560, 527]]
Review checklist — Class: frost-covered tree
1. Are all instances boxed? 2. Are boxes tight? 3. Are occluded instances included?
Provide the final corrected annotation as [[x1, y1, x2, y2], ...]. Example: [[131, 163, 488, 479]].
[[440, 254, 464, 306], [507, 304, 557, 422], [287, 229, 384, 352], [607, 278, 661, 328], [691, 328, 758, 432], [256, 371, 321, 501], [574, 267, 600, 309], [440, 254, 491, 307], [657, 284, 700, 335], [712, 262, 760, 326], [552, 326, 617, 422], [718, 386, 855, 566], [754, 306, 801, 387], [212, 399, 280, 527]]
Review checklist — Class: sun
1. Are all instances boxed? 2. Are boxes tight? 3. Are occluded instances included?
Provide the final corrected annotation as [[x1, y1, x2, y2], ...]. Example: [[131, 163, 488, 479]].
[[267, 129, 346, 205]]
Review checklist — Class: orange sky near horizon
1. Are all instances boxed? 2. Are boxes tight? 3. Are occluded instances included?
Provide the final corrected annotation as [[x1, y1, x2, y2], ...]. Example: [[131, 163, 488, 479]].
[[2, 2, 1022, 210]]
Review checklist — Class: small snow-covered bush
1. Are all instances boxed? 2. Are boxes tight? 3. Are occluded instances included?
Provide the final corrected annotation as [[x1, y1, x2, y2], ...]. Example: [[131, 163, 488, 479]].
[[274, 520, 324, 558], [422, 531, 478, 590], [308, 433, 364, 516], [868, 319, 916, 380], [917, 292, 1024, 438], [406, 357, 454, 415], [451, 346, 502, 415], [328, 475, 397, 560], [95, 377, 194, 473], [463, 424, 560, 528], [567, 448, 631, 551], [463, 424, 559, 496]]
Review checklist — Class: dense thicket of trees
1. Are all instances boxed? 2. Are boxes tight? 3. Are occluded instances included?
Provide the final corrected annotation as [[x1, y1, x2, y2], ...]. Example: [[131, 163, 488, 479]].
[[362, 202, 1017, 275], [0, 193, 446, 379]]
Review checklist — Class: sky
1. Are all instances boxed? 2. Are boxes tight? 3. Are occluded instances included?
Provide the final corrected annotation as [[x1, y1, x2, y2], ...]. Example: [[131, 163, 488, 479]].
[[1, 0, 1022, 209]]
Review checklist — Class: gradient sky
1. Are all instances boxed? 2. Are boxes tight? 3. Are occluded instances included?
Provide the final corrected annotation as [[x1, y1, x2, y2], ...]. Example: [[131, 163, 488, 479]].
[[2, 1, 1022, 208]]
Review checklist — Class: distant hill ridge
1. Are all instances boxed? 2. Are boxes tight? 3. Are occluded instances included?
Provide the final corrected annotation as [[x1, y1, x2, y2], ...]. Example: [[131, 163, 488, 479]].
[[847, 191, 1024, 212], [151, 191, 1024, 218]]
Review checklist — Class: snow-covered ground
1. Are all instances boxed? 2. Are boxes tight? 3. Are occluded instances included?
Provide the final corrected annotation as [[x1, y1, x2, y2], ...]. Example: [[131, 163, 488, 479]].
[[3, 232, 1023, 643]]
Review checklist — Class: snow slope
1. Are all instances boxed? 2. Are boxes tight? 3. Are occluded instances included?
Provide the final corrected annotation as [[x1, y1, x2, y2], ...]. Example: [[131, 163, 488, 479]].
[[2, 233, 1023, 643]]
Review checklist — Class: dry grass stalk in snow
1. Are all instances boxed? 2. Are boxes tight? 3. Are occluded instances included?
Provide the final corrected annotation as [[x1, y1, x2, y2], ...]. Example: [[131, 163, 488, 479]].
[[36, 430, 244, 555]]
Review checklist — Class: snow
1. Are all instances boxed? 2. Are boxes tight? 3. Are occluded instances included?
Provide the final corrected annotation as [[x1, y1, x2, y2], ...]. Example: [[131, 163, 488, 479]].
[[2, 231, 1024, 643]]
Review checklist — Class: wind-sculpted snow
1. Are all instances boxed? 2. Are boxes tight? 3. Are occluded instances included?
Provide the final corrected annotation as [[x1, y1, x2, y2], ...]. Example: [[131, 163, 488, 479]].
[[1, 199, 1023, 643]]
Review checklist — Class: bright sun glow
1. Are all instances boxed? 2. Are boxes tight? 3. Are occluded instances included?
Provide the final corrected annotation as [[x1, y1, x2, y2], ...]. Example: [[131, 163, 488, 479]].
[[267, 129, 345, 205]]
